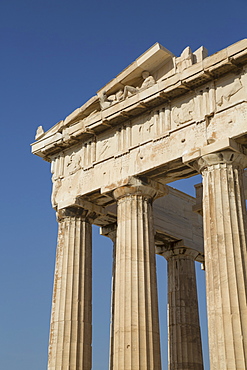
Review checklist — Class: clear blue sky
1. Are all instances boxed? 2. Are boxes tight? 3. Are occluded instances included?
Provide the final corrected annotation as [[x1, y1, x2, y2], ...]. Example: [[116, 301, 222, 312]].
[[0, 0, 246, 369]]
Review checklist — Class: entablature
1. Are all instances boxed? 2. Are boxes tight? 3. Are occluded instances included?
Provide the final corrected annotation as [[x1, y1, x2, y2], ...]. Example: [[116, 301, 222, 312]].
[[31, 39, 247, 160], [32, 39, 247, 211]]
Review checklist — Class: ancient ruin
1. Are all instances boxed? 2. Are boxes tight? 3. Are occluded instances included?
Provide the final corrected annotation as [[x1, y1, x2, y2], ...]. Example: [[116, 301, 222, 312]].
[[32, 39, 247, 369]]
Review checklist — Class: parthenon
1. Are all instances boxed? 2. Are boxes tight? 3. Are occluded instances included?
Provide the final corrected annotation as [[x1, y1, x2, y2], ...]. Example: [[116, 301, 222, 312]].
[[32, 39, 247, 369]]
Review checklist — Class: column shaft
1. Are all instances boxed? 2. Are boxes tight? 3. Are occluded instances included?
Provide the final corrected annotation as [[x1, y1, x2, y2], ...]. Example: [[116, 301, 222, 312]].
[[112, 185, 161, 370], [48, 208, 92, 370], [199, 151, 247, 370], [167, 252, 203, 370]]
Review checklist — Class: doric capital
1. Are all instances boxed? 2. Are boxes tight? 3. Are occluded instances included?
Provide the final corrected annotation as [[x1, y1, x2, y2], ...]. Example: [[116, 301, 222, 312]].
[[113, 176, 168, 201], [159, 242, 200, 261], [56, 206, 96, 223], [113, 184, 156, 201], [194, 150, 247, 173]]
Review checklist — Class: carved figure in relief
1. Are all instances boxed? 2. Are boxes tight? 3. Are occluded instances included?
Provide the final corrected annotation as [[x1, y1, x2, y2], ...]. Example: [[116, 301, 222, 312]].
[[122, 71, 155, 100], [35, 125, 45, 140], [115, 89, 124, 102], [99, 91, 114, 110], [99, 90, 124, 110], [173, 99, 195, 126], [99, 71, 155, 109], [217, 77, 243, 107], [67, 152, 82, 175]]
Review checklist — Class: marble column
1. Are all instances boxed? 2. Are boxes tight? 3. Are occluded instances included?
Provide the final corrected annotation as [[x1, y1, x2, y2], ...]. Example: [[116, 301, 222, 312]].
[[196, 150, 247, 370], [112, 181, 162, 370], [48, 207, 93, 370], [162, 247, 204, 370]]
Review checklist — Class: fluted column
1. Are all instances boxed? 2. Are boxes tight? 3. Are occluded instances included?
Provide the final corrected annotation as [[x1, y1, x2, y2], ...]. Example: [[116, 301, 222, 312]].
[[48, 207, 93, 370], [112, 180, 162, 370], [163, 247, 204, 370], [196, 150, 247, 370]]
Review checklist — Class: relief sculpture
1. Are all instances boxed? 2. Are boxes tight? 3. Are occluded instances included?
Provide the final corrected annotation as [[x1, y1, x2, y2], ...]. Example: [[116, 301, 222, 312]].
[[99, 90, 124, 110], [66, 152, 82, 175], [173, 99, 195, 126], [217, 77, 243, 107], [99, 71, 155, 110], [122, 71, 155, 100]]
